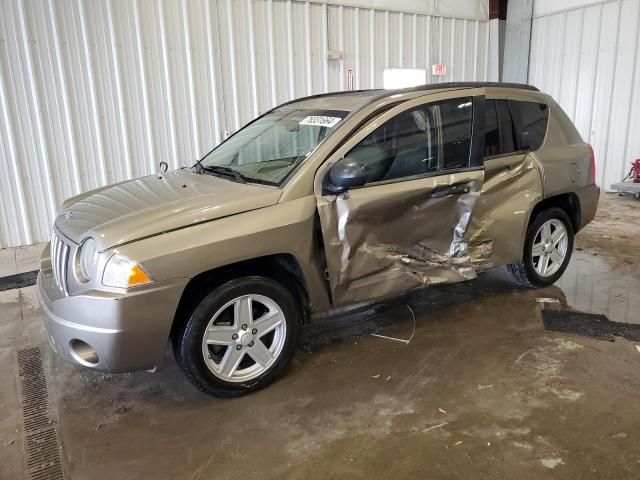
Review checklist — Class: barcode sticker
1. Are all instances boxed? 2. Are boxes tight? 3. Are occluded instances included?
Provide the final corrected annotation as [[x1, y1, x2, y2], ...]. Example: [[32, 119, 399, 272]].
[[299, 116, 342, 128]]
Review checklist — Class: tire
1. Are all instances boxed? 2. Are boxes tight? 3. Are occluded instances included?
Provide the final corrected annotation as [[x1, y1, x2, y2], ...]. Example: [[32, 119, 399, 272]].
[[172, 276, 301, 397], [508, 207, 574, 288]]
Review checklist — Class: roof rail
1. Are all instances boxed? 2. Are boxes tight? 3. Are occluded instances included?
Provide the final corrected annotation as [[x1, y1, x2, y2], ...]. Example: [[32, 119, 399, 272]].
[[393, 81, 539, 93], [279, 81, 539, 107]]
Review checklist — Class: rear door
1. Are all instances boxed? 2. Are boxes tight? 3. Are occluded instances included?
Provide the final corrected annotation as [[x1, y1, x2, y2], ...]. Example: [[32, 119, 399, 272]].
[[315, 92, 485, 306], [466, 97, 547, 268]]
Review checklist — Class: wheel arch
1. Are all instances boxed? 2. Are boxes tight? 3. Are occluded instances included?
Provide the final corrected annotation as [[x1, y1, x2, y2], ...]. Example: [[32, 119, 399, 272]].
[[527, 192, 581, 232], [170, 254, 311, 339]]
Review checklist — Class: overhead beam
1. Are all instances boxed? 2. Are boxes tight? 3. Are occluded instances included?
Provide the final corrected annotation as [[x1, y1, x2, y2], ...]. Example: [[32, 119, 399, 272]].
[[503, 0, 534, 83], [487, 0, 507, 81]]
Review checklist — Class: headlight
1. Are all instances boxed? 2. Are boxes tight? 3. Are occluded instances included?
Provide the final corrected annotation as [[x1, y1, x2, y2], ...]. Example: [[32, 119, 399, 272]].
[[102, 254, 152, 288], [78, 238, 99, 282]]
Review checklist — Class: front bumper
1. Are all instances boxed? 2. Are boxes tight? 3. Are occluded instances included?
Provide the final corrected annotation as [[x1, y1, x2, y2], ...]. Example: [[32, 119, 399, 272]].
[[37, 269, 188, 372]]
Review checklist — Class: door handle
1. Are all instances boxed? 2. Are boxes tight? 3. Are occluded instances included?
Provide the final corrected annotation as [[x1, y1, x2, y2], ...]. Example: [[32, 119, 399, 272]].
[[430, 184, 471, 198]]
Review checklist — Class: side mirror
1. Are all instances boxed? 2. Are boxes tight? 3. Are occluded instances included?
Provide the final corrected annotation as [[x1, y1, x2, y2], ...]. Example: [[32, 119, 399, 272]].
[[328, 156, 368, 192]]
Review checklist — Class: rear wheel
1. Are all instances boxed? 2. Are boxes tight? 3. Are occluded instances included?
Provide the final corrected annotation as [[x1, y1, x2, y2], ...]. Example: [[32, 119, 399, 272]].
[[173, 276, 301, 397], [508, 207, 574, 288]]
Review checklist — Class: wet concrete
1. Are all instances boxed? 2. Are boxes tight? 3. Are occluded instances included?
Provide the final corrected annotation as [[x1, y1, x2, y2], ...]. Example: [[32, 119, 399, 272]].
[[1, 193, 639, 479]]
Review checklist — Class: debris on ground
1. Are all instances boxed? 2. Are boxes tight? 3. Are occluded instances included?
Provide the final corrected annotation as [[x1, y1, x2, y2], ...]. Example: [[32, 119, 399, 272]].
[[439, 407, 447, 414], [453, 440, 464, 446], [536, 297, 560, 304], [477, 384, 493, 390], [423, 422, 448, 433], [371, 374, 380, 379], [370, 305, 416, 344]]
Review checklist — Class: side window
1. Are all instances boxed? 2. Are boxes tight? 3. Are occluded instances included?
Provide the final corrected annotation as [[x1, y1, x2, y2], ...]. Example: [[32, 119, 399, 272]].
[[439, 99, 473, 170], [347, 106, 433, 183], [496, 100, 517, 154], [484, 100, 500, 157], [510, 100, 549, 151], [346, 98, 473, 184]]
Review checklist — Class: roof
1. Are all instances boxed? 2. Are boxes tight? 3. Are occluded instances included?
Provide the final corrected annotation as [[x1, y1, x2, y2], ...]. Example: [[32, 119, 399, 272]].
[[280, 82, 539, 112]]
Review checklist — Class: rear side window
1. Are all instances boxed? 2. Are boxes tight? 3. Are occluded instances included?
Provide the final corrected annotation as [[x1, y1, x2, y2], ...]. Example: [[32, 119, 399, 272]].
[[484, 99, 517, 157], [483, 99, 549, 157], [496, 100, 517, 154], [484, 100, 500, 157], [509, 101, 549, 151]]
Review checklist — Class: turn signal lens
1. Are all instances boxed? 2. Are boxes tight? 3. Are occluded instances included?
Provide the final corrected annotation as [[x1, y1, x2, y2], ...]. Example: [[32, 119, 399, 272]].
[[103, 255, 152, 288], [128, 265, 151, 286]]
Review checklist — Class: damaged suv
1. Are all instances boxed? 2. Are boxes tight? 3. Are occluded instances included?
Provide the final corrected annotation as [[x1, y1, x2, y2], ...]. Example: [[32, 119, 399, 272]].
[[38, 82, 599, 396]]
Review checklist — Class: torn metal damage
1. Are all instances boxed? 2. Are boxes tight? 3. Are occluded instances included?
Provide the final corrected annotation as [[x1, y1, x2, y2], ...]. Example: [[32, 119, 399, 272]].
[[318, 171, 483, 306]]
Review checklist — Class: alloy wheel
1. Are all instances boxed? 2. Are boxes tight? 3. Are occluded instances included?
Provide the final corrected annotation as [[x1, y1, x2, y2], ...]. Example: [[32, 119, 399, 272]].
[[201, 294, 287, 382], [531, 219, 568, 277]]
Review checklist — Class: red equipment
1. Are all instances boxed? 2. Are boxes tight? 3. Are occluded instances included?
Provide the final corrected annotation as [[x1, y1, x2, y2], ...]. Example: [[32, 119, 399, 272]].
[[611, 158, 640, 199], [628, 158, 640, 183]]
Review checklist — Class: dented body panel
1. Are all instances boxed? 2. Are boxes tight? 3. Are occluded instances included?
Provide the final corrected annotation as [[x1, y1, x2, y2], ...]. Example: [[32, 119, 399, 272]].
[[318, 171, 483, 305], [466, 154, 543, 269]]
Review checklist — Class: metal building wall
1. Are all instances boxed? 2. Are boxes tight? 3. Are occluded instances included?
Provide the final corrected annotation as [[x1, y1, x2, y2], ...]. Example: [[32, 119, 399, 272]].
[[529, 0, 640, 190], [0, 0, 489, 248]]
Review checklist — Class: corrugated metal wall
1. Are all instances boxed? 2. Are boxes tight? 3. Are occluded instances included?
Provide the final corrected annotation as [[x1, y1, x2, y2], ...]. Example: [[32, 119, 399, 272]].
[[529, 0, 640, 190], [0, 0, 489, 248]]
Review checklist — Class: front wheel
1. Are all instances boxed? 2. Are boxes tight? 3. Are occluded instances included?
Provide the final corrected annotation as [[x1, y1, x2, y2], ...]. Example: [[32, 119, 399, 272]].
[[173, 276, 301, 397], [508, 207, 574, 288]]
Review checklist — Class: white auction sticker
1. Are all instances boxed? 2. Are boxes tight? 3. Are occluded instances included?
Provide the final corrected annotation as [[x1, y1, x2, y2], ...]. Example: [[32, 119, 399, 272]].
[[299, 116, 342, 128]]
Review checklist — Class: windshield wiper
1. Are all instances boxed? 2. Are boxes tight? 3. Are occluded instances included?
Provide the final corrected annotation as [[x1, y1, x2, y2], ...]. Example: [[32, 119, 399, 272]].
[[202, 165, 247, 183], [192, 158, 206, 174]]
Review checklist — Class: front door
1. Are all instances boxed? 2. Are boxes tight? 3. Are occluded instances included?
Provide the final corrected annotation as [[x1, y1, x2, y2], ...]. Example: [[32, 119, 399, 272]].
[[316, 94, 485, 306]]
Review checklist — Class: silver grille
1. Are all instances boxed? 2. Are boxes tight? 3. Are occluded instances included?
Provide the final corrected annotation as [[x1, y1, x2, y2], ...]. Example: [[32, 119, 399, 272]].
[[50, 232, 70, 296]]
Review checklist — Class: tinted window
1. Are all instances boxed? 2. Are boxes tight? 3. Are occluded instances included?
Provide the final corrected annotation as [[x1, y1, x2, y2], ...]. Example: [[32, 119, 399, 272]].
[[440, 99, 473, 170], [484, 100, 500, 157], [347, 98, 473, 183], [510, 101, 549, 151], [496, 100, 517, 154]]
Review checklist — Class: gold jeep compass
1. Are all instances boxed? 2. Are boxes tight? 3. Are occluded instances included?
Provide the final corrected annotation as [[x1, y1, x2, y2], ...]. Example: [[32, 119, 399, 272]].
[[38, 82, 599, 397]]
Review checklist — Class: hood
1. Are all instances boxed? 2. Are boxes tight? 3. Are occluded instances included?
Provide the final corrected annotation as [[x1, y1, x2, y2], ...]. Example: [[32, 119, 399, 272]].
[[55, 169, 281, 249]]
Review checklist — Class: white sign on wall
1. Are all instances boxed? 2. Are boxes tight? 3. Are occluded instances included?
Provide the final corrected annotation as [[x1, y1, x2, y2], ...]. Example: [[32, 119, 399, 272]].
[[383, 68, 427, 89]]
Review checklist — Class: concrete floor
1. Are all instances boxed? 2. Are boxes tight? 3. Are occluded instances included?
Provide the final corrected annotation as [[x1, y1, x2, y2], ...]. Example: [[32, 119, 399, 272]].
[[1, 193, 639, 479]]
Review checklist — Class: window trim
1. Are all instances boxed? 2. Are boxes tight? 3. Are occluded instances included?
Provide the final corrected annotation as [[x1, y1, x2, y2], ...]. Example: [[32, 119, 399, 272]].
[[484, 149, 529, 161]]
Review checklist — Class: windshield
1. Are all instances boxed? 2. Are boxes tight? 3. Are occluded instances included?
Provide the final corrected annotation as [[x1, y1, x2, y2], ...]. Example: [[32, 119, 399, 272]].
[[198, 109, 348, 185]]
